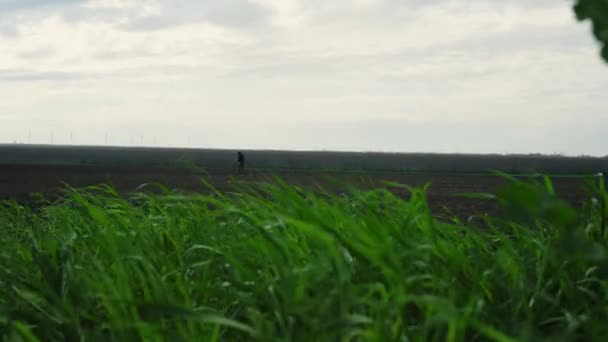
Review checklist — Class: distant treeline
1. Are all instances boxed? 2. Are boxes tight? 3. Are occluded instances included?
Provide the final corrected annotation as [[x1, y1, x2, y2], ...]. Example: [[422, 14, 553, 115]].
[[0, 145, 607, 174]]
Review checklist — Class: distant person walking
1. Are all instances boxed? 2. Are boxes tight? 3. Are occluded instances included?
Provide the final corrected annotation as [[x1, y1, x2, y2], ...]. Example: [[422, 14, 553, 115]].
[[237, 152, 245, 174]]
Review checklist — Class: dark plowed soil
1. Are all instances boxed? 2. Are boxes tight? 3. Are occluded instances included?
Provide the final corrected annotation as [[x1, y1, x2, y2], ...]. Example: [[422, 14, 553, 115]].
[[0, 163, 595, 220]]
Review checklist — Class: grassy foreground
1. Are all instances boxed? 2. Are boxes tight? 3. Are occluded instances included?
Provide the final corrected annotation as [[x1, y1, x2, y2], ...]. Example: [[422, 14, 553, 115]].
[[1, 177, 607, 341]]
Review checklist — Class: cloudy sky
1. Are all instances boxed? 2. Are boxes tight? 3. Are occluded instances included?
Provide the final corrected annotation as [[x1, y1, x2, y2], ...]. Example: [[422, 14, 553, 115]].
[[0, 0, 606, 155]]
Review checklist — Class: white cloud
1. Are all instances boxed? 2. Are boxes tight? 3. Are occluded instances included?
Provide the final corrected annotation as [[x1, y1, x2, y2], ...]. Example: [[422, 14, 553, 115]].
[[0, 0, 606, 155]]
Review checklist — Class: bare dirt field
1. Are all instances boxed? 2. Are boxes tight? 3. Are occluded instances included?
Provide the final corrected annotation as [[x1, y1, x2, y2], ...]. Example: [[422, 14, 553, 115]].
[[2, 145, 604, 219], [0, 163, 592, 220]]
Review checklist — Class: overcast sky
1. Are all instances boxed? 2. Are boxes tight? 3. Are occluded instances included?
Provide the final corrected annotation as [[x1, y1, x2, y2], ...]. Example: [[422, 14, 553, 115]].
[[0, 0, 606, 155]]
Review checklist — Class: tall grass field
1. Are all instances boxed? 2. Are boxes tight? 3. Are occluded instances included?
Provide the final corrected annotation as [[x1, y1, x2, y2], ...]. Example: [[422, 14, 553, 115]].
[[1, 176, 607, 341]]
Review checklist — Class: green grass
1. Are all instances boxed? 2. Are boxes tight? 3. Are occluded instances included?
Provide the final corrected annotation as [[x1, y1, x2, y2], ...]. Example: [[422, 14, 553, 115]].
[[1, 177, 607, 341]]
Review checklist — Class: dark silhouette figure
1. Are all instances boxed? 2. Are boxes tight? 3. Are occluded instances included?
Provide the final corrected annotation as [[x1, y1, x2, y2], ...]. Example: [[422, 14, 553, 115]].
[[237, 152, 245, 174]]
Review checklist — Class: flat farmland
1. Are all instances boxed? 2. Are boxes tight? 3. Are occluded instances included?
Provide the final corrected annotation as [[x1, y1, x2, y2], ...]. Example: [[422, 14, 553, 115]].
[[1, 145, 603, 219], [3, 145, 608, 341]]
